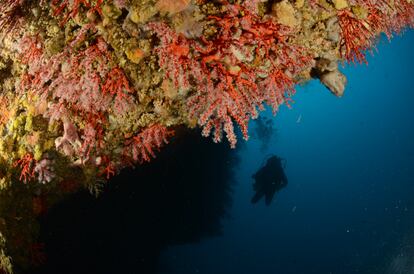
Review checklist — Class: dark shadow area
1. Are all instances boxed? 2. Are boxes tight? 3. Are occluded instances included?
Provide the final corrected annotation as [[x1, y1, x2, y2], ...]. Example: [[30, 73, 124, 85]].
[[251, 116, 277, 152], [29, 127, 239, 274]]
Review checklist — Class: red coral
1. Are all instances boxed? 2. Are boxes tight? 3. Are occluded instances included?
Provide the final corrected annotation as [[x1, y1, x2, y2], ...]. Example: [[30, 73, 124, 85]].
[[0, 0, 25, 38], [187, 62, 257, 147], [19, 31, 134, 116], [19, 35, 43, 64], [102, 67, 133, 96], [351, 0, 411, 39], [337, 8, 374, 64], [99, 155, 116, 179], [43, 35, 133, 117], [365, 0, 393, 39], [147, 22, 200, 90], [13, 153, 36, 183], [102, 67, 135, 115], [187, 78, 249, 148], [51, 0, 102, 26], [241, 0, 263, 15], [150, 4, 311, 147], [259, 69, 295, 114], [123, 124, 174, 164], [46, 37, 113, 114], [18, 32, 135, 165], [78, 116, 106, 161], [391, 0, 414, 34]]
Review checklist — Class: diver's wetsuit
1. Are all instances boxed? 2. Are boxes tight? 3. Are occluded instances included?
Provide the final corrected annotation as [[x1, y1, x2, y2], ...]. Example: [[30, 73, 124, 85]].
[[251, 156, 288, 205]]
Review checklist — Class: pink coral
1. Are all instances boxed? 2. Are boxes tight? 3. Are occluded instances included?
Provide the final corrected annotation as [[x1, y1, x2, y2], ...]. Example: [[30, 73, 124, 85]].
[[0, 0, 25, 38], [392, 0, 414, 33], [18, 35, 43, 65], [34, 158, 56, 184], [147, 22, 201, 91], [17, 29, 137, 166], [123, 124, 174, 164], [55, 119, 81, 157], [150, 3, 311, 147], [241, 0, 264, 15], [102, 67, 135, 115]]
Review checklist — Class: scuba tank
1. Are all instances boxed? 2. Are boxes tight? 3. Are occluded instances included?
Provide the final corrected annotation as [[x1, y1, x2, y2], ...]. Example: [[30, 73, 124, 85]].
[[253, 154, 287, 179], [261, 154, 287, 169]]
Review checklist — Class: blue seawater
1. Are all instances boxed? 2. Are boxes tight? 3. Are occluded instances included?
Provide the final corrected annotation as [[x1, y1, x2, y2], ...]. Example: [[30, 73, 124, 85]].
[[33, 31, 414, 274], [158, 31, 414, 274]]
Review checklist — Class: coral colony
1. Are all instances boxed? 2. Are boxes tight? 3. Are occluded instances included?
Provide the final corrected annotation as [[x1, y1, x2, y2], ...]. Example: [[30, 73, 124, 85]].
[[0, 0, 413, 271]]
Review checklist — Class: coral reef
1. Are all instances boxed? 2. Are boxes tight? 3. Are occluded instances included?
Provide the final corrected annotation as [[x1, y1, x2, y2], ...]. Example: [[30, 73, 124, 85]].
[[0, 0, 413, 272]]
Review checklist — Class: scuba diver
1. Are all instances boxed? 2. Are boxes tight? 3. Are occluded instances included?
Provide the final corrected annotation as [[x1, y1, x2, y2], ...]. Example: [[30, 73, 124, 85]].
[[251, 155, 288, 206]]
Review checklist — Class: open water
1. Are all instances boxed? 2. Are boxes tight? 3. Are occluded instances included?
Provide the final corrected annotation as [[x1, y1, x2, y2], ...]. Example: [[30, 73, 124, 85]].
[[33, 31, 414, 274]]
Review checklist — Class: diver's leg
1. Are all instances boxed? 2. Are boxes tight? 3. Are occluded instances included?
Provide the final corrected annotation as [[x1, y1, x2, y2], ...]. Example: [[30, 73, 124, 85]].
[[264, 190, 276, 206], [251, 191, 265, 204]]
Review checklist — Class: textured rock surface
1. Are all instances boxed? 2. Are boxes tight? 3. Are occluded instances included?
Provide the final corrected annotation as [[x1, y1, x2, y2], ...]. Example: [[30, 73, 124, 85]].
[[0, 0, 413, 272]]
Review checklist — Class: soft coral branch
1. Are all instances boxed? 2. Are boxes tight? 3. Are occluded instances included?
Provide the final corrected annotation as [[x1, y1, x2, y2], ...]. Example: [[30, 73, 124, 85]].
[[0, 0, 25, 38], [99, 155, 116, 179], [51, 0, 103, 26], [123, 124, 174, 164], [102, 67, 135, 115], [147, 22, 200, 91], [338, 8, 373, 64], [391, 0, 414, 33], [13, 153, 36, 183], [150, 3, 311, 147], [18, 35, 43, 65], [17, 30, 136, 165]]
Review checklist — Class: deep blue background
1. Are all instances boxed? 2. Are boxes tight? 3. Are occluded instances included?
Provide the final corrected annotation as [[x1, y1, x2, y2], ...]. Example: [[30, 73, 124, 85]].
[[33, 31, 414, 274], [158, 31, 414, 274]]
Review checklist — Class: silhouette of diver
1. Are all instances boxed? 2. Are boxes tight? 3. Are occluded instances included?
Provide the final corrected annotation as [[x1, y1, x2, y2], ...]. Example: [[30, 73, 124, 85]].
[[251, 155, 288, 206]]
